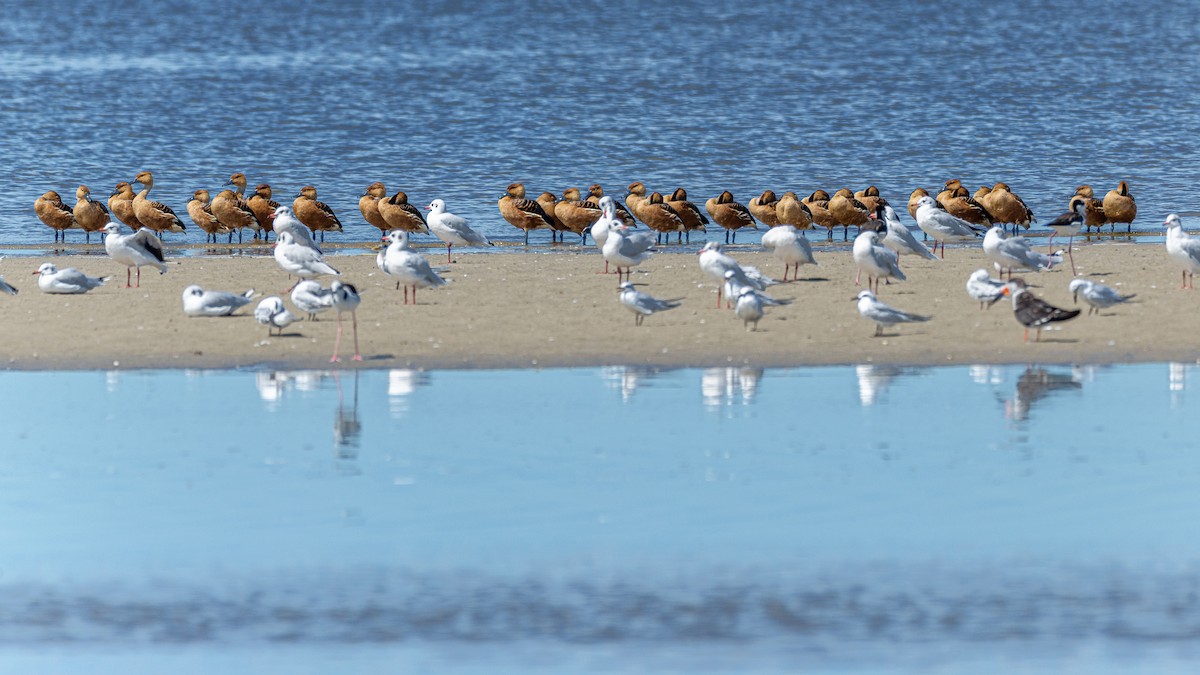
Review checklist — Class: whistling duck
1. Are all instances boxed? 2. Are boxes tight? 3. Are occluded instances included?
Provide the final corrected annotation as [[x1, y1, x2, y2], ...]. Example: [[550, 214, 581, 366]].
[[378, 190, 429, 237], [247, 184, 280, 239], [35, 190, 76, 242], [358, 182, 388, 236], [226, 172, 265, 240], [829, 188, 870, 239], [775, 191, 812, 230], [187, 189, 230, 243], [854, 186, 888, 214], [748, 190, 780, 227], [535, 191, 568, 241], [498, 182, 555, 245], [1103, 181, 1136, 232], [293, 185, 344, 242], [973, 185, 992, 202], [641, 192, 685, 244], [589, 183, 636, 227], [907, 188, 934, 220], [705, 190, 757, 243], [625, 181, 650, 225], [1071, 185, 1107, 231], [936, 178, 963, 207], [804, 189, 837, 238], [943, 186, 994, 226], [212, 188, 256, 243], [554, 187, 603, 242], [982, 182, 1036, 233], [72, 185, 109, 243], [667, 187, 709, 242], [132, 171, 187, 238], [108, 181, 143, 231]]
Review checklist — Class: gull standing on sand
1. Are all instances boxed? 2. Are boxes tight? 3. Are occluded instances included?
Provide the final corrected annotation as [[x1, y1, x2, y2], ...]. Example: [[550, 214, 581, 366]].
[[329, 280, 362, 362], [181, 285, 256, 317], [1043, 200, 1086, 275], [291, 279, 334, 321], [1069, 279, 1135, 315], [722, 270, 788, 309], [101, 223, 167, 288], [274, 230, 339, 289], [875, 205, 937, 261], [34, 263, 109, 294], [914, 196, 984, 258], [1002, 277, 1080, 342], [1163, 214, 1200, 289], [618, 282, 682, 326], [735, 288, 767, 331], [855, 289, 930, 337], [380, 230, 448, 304], [760, 225, 816, 281], [586, 196, 628, 272], [853, 228, 905, 293], [255, 296, 298, 336], [425, 199, 492, 263], [983, 226, 1057, 278], [965, 269, 1008, 309], [698, 241, 769, 308], [602, 225, 656, 283], [271, 205, 320, 251]]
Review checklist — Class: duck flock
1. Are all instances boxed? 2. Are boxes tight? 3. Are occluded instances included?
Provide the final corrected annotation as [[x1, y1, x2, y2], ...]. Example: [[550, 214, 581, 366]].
[[16, 171, 1190, 359]]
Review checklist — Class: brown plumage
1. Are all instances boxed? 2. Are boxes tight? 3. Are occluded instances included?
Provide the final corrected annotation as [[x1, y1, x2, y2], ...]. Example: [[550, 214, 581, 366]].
[[554, 187, 603, 239], [226, 172, 265, 240], [642, 192, 686, 243], [589, 184, 636, 228], [625, 181, 650, 225], [359, 182, 388, 236], [973, 185, 992, 202], [828, 188, 870, 237], [498, 182, 555, 245], [72, 185, 109, 243], [377, 190, 429, 236], [667, 187, 709, 240], [907, 188, 933, 220], [775, 191, 812, 229], [748, 190, 781, 227], [854, 186, 889, 214], [704, 190, 757, 243], [293, 185, 344, 241], [132, 171, 187, 236], [936, 179, 963, 208], [943, 186, 994, 226], [982, 182, 1036, 232], [35, 190, 77, 242], [186, 189, 230, 243], [1102, 181, 1137, 231], [108, 181, 143, 231], [212, 188, 256, 243], [804, 189, 837, 235], [536, 192, 566, 240], [1071, 185, 1107, 230], [247, 184, 280, 238]]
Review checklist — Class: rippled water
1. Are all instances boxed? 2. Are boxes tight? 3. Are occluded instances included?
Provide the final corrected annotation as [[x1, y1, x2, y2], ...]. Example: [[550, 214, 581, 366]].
[[1, 0, 1196, 248], [2, 364, 1200, 672]]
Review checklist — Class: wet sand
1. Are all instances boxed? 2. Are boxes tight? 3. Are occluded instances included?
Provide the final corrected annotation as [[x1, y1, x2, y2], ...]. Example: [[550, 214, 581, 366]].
[[0, 237, 1194, 370]]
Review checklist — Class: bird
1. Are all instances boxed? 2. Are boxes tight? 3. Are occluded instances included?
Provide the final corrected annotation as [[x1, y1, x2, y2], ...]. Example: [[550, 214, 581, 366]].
[[224, 172, 264, 240], [697, 241, 769, 308], [587, 196, 647, 274], [290, 279, 335, 321], [852, 228, 905, 293], [640, 192, 685, 244], [735, 287, 767, 331], [965, 268, 1008, 309], [425, 198, 492, 262], [602, 225, 656, 283], [1071, 185, 1108, 232], [498, 182, 555, 245], [722, 269, 787, 309], [34, 190, 77, 243], [983, 226, 1057, 278], [942, 186, 994, 227], [379, 230, 447, 304], [329, 280, 362, 362], [828, 188, 871, 240], [748, 190, 780, 227], [72, 185, 109, 244], [1163, 214, 1200, 289], [980, 182, 1036, 234], [186, 189, 231, 243], [760, 225, 817, 281], [33, 263, 109, 294], [907, 188, 935, 220], [705, 190, 757, 243], [854, 186, 888, 214], [273, 229, 339, 288], [554, 187, 603, 242], [1103, 181, 1137, 232], [0, 276, 18, 295], [588, 184, 636, 228], [101, 222, 167, 287], [181, 285, 256, 317], [914, 196, 984, 257], [666, 187, 709, 242], [618, 282, 682, 326], [536, 191, 567, 240], [774, 191, 812, 230], [247, 184, 281, 240], [854, 289, 930, 337], [359, 182, 389, 236], [255, 296, 298, 336], [292, 185, 343, 242], [131, 171, 187, 238], [211, 188, 256, 244], [378, 190, 430, 236], [1068, 278, 1135, 315], [875, 205, 937, 261], [1044, 199, 1086, 275], [107, 182, 144, 232], [936, 178, 963, 207], [271, 205, 320, 251], [1002, 277, 1080, 342], [625, 181, 650, 226], [803, 189, 837, 238]]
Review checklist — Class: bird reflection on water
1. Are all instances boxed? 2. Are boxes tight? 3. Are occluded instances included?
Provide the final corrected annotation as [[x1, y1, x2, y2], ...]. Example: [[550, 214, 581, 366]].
[[333, 370, 361, 456], [1004, 366, 1083, 421]]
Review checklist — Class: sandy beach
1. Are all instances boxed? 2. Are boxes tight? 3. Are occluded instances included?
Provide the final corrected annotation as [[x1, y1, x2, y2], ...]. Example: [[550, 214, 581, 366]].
[[0, 236, 1193, 370]]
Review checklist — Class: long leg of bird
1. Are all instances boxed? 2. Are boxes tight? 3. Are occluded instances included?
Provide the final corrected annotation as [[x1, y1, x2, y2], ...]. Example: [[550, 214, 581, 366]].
[[331, 312, 343, 362], [351, 311, 361, 361], [874, 324, 882, 337], [1023, 328, 1029, 343], [523, 229, 529, 246], [1067, 235, 1077, 276], [716, 287, 722, 309], [854, 268, 862, 286], [446, 244, 453, 264], [135, 266, 141, 288], [402, 285, 409, 304], [1047, 233, 1054, 254], [412, 286, 417, 304], [725, 230, 730, 244], [125, 267, 131, 288]]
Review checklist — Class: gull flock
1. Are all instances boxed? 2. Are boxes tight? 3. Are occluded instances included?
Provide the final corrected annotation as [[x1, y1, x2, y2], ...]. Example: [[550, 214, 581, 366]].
[[10, 174, 1180, 362]]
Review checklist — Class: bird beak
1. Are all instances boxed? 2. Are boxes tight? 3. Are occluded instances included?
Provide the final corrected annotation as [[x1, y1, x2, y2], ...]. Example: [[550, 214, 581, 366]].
[[422, 205, 431, 211], [1002, 286, 1011, 296], [31, 271, 39, 275]]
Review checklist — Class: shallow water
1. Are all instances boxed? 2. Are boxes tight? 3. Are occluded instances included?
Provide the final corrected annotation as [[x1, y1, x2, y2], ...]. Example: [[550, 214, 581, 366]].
[[1, 363, 1199, 673], [0, 0, 1195, 248]]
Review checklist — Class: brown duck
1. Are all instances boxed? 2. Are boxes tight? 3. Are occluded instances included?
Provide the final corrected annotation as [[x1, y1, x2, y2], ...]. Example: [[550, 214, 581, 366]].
[[35, 190, 77, 243], [72, 185, 109, 243], [498, 182, 555, 244], [705, 190, 757, 243], [293, 185, 344, 242]]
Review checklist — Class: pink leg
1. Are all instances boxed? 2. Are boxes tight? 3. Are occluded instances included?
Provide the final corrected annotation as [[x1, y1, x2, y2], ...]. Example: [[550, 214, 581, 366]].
[[1047, 234, 1055, 254], [351, 311, 362, 361], [403, 286, 409, 305], [1068, 235, 1076, 276], [330, 313, 343, 362], [854, 268, 862, 286], [125, 268, 132, 288]]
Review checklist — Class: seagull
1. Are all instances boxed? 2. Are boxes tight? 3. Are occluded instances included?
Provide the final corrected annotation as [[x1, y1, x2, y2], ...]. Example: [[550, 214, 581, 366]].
[[101, 223, 167, 288], [181, 285, 256, 317], [1002, 277, 1080, 342], [735, 287, 767, 331], [587, 196, 640, 273], [271, 205, 320, 252], [698, 241, 768, 308], [33, 263, 108, 294], [425, 198, 493, 263], [852, 228, 905, 293], [1068, 278, 1135, 315], [290, 279, 334, 320], [854, 289, 930, 337], [760, 225, 817, 281], [274, 230, 339, 290], [254, 296, 298, 336], [965, 269, 1008, 309], [0, 276, 17, 295], [982, 226, 1056, 278], [618, 282, 682, 326], [602, 225, 656, 283], [722, 269, 789, 309], [1164, 214, 1200, 289], [875, 205, 937, 260], [914, 196, 985, 258], [329, 280, 362, 362], [380, 230, 447, 304], [1043, 199, 1086, 275]]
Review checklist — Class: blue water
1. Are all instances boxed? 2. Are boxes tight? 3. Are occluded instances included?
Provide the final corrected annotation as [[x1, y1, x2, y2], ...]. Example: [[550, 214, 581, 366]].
[[1, 364, 1199, 673], [1, 0, 1195, 249]]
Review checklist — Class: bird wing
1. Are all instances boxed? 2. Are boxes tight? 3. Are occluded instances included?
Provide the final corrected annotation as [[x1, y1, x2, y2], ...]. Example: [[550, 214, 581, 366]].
[[1015, 292, 1080, 326], [131, 228, 166, 262]]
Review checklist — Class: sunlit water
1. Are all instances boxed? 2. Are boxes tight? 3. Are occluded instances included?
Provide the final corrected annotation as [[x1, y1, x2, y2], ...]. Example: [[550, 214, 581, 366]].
[[1, 364, 1199, 673]]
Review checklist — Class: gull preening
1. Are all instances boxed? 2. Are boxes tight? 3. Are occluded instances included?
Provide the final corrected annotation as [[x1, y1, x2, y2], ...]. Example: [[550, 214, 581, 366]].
[[965, 269, 1007, 309], [1002, 277, 1080, 342], [329, 280, 362, 362], [852, 227, 905, 293], [983, 226, 1057, 278], [760, 225, 817, 281], [181, 285, 256, 317], [1068, 279, 1135, 315], [1043, 200, 1086, 275], [1164, 214, 1200, 289], [618, 282, 682, 326], [698, 241, 770, 308], [101, 223, 167, 288], [914, 196, 984, 258], [587, 196, 629, 272], [255, 296, 298, 336], [425, 198, 492, 263], [876, 205, 937, 261], [602, 225, 656, 283], [855, 289, 930, 337], [291, 280, 334, 320], [34, 263, 109, 294], [379, 230, 447, 304], [274, 230, 339, 289]]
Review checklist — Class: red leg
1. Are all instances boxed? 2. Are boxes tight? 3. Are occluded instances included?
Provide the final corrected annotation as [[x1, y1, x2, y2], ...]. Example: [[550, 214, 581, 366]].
[[125, 268, 132, 288], [135, 267, 141, 288], [447, 244, 453, 264], [330, 313, 343, 362], [351, 311, 361, 361]]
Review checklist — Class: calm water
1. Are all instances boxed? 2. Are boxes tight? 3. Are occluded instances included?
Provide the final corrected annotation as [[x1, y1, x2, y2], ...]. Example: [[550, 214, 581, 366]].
[[1, 364, 1199, 673], [1, 0, 1196, 248]]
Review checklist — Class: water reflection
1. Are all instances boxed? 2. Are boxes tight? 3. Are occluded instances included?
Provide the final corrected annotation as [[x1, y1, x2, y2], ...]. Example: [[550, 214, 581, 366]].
[[387, 369, 431, 418], [600, 366, 670, 402], [701, 367, 763, 409], [333, 371, 361, 456], [855, 365, 928, 406], [1003, 366, 1083, 421]]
